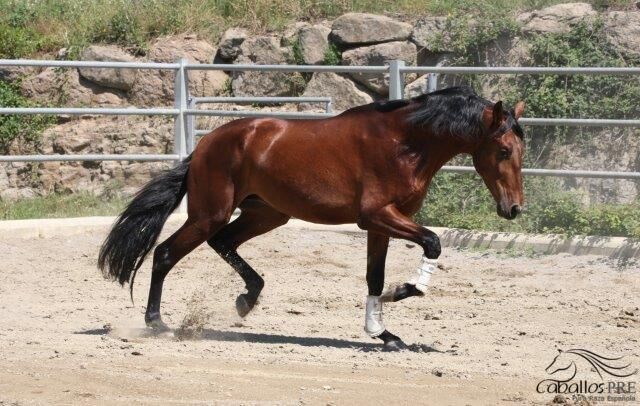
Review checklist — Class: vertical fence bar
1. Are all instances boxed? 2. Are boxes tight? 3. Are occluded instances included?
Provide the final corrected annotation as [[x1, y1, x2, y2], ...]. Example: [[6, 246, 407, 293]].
[[388, 60, 405, 100], [187, 96, 196, 154], [174, 58, 189, 213], [326, 99, 333, 113], [427, 72, 438, 93]]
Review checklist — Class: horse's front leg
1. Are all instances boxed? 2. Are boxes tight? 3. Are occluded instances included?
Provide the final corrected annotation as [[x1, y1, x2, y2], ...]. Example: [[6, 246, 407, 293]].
[[365, 231, 405, 350], [359, 204, 441, 303]]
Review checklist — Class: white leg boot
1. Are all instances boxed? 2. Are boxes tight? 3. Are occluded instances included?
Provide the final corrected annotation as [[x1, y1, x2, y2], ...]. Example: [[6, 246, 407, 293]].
[[409, 256, 437, 293], [364, 295, 385, 337]]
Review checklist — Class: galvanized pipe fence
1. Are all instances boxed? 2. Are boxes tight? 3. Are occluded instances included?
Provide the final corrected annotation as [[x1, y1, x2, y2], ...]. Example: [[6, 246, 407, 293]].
[[0, 58, 639, 180]]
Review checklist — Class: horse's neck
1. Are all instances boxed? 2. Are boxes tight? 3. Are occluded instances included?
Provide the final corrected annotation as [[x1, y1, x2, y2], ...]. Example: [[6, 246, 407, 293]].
[[402, 127, 475, 183]]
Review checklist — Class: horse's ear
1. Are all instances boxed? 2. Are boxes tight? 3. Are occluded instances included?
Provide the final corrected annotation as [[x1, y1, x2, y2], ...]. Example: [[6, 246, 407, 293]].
[[482, 101, 504, 129], [514, 101, 525, 120]]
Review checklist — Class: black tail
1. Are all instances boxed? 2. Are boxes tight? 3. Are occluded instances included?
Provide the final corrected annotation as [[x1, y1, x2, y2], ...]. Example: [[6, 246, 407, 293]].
[[98, 156, 191, 298]]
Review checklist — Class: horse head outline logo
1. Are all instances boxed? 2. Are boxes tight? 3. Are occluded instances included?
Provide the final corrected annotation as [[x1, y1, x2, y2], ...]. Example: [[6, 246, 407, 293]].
[[545, 348, 638, 382]]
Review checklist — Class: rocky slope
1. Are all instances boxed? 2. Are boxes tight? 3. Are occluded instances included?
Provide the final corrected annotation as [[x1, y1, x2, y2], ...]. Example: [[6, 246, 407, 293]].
[[0, 3, 638, 203]]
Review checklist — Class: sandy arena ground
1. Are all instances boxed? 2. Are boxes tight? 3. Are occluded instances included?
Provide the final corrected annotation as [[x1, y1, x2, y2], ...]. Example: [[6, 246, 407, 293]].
[[0, 222, 638, 405]]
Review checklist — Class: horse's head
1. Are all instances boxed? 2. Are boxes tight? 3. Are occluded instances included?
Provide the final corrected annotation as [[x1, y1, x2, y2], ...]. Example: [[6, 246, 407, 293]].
[[472, 100, 526, 220], [546, 349, 574, 375]]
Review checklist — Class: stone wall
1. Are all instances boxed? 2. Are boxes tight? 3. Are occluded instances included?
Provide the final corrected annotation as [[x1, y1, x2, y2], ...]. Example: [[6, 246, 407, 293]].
[[1, 3, 639, 203]]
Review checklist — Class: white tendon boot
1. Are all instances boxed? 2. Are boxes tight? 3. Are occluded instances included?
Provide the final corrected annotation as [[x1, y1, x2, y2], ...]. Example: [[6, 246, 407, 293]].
[[409, 256, 438, 293], [364, 295, 385, 337]]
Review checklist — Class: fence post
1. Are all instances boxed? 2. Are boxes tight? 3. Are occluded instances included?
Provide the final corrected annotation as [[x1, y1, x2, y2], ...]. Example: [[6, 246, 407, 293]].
[[187, 96, 196, 154], [174, 58, 189, 213], [427, 72, 438, 93], [326, 98, 333, 114], [388, 60, 405, 100]]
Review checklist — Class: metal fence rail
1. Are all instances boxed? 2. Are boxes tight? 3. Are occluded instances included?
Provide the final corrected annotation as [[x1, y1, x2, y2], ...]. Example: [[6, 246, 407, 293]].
[[0, 58, 639, 180], [0, 154, 179, 162]]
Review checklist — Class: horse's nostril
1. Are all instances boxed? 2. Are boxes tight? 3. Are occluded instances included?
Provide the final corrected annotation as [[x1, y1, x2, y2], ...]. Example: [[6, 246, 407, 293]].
[[510, 205, 522, 218]]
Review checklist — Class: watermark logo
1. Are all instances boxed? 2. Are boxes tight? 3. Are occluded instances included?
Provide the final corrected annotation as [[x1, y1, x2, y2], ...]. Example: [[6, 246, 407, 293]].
[[537, 348, 637, 403]]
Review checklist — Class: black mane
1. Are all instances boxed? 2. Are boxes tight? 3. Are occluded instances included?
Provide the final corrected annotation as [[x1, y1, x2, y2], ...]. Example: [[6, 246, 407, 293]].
[[375, 86, 523, 140], [407, 86, 489, 139]]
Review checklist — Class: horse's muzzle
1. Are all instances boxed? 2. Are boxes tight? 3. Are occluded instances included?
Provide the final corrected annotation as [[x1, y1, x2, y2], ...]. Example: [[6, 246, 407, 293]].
[[497, 204, 522, 220]]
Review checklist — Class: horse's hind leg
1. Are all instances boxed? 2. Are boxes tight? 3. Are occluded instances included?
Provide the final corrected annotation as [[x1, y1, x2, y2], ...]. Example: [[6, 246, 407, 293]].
[[145, 213, 231, 330], [208, 197, 290, 317]]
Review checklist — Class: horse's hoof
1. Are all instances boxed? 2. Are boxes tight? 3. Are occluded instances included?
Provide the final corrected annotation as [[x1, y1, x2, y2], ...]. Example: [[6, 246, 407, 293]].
[[383, 339, 408, 352], [235, 294, 253, 318], [146, 318, 170, 332], [378, 330, 407, 351]]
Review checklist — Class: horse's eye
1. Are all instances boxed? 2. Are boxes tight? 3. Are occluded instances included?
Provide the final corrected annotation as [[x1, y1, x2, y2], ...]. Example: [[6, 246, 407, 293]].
[[498, 148, 512, 160]]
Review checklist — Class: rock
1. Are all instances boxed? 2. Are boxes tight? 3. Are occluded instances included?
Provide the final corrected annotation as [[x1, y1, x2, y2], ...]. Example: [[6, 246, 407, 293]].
[[411, 17, 448, 50], [217, 27, 248, 61], [20, 68, 125, 107], [0, 167, 9, 191], [342, 41, 417, 95], [28, 116, 174, 195], [330, 13, 413, 46], [281, 22, 310, 47], [298, 72, 373, 112], [0, 187, 36, 201], [78, 45, 137, 91], [404, 75, 431, 98], [604, 11, 640, 59], [56, 48, 69, 60], [0, 66, 37, 83], [517, 3, 597, 35], [236, 36, 289, 65], [298, 24, 331, 65], [131, 34, 228, 106], [545, 129, 640, 204], [231, 36, 303, 97]]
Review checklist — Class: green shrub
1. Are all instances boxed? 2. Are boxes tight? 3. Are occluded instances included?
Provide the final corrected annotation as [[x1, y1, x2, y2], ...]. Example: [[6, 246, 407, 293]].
[[0, 80, 53, 153], [0, 25, 44, 58], [417, 174, 640, 239], [91, 8, 148, 55], [323, 43, 341, 65]]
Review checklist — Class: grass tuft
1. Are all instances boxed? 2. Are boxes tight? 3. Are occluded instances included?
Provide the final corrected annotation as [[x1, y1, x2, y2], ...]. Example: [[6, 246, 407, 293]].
[[0, 193, 129, 220]]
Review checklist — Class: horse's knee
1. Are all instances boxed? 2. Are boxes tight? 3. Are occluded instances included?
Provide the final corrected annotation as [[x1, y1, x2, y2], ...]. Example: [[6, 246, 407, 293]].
[[420, 232, 441, 259]]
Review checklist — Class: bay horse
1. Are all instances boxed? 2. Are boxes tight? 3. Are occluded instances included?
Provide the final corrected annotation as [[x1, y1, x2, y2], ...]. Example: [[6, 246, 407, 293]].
[[98, 86, 526, 350]]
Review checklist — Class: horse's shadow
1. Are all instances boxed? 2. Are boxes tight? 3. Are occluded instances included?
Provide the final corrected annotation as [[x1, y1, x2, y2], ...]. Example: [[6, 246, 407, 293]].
[[75, 327, 442, 353]]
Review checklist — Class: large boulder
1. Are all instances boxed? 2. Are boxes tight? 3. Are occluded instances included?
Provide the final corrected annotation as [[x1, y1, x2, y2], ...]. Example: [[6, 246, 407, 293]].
[[231, 36, 303, 97], [410, 17, 449, 50], [217, 27, 248, 61], [78, 45, 137, 91], [330, 13, 413, 46], [341, 41, 417, 95], [517, 3, 597, 35], [131, 34, 228, 106], [604, 11, 640, 59], [298, 72, 373, 112], [298, 24, 332, 65], [20, 67, 125, 107]]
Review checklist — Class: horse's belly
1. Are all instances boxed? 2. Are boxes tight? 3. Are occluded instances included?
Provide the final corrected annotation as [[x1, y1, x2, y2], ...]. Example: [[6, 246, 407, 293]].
[[251, 173, 359, 224]]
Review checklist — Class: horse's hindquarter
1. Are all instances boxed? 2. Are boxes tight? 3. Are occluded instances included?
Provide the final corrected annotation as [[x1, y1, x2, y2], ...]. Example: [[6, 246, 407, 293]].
[[244, 118, 365, 224]]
